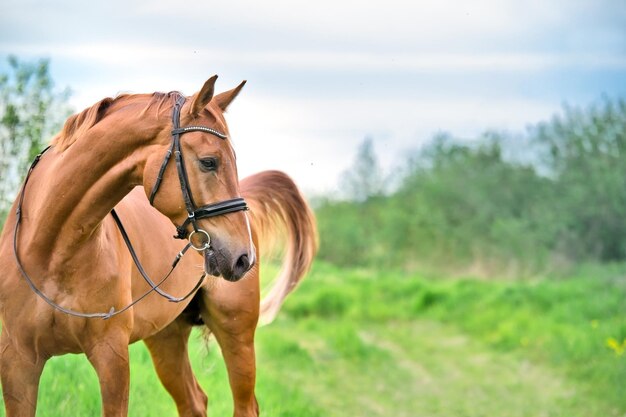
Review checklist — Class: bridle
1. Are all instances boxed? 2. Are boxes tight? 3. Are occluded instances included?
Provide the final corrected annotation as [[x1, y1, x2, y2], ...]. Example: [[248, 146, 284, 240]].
[[149, 94, 248, 248], [12, 94, 249, 319]]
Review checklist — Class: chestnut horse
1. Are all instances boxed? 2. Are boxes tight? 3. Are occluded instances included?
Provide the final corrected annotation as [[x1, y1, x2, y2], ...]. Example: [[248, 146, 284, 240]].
[[0, 76, 317, 417]]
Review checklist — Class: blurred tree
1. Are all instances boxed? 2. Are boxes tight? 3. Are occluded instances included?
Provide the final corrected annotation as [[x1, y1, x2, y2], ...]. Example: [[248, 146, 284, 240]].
[[339, 137, 385, 201], [318, 137, 387, 266], [533, 98, 626, 261], [0, 55, 71, 221], [393, 133, 556, 268]]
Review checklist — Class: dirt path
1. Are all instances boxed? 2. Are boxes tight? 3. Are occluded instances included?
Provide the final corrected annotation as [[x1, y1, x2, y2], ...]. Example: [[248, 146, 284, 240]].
[[258, 319, 613, 417], [364, 321, 609, 417]]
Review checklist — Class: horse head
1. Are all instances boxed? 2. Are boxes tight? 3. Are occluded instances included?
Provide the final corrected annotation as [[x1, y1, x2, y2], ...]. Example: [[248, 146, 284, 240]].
[[144, 76, 255, 282]]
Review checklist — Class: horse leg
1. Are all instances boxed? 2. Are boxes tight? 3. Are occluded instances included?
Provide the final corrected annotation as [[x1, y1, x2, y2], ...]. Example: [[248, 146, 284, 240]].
[[201, 267, 261, 417], [144, 317, 208, 417], [0, 333, 46, 417], [85, 331, 131, 417]]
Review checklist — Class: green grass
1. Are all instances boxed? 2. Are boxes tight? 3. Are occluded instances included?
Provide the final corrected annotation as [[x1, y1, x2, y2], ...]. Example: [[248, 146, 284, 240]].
[[271, 263, 626, 416], [2, 262, 626, 416]]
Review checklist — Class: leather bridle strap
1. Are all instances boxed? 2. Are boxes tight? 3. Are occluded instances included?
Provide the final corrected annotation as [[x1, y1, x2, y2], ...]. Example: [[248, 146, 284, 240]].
[[148, 140, 174, 205], [172, 96, 199, 225], [110, 209, 206, 304], [175, 198, 249, 238]]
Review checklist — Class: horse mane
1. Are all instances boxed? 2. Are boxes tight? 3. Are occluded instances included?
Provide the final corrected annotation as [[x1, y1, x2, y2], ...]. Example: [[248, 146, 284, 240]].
[[51, 91, 183, 152], [51, 96, 115, 151]]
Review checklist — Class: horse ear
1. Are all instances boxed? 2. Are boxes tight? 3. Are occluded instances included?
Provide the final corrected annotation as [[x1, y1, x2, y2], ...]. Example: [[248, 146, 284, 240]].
[[214, 80, 247, 112], [190, 75, 218, 117]]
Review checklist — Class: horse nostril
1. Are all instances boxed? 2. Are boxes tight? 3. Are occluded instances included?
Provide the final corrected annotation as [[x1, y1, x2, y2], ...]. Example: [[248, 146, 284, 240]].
[[232, 253, 252, 279]]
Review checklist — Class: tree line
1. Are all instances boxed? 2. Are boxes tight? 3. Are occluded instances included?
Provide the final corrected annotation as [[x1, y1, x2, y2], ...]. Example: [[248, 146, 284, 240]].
[[315, 98, 626, 274]]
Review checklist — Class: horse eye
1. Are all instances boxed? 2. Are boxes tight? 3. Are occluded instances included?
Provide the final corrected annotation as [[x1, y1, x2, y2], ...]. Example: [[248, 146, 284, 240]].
[[199, 157, 218, 172]]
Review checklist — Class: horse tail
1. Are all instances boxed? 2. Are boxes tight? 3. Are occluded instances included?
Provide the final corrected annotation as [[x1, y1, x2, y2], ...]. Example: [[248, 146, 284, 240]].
[[240, 170, 318, 325]]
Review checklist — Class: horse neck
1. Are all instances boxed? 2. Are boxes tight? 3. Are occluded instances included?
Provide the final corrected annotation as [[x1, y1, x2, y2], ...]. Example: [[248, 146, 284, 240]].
[[22, 105, 163, 258]]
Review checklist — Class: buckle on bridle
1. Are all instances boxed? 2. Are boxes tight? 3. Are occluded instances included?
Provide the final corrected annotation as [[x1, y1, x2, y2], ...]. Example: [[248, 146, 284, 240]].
[[188, 229, 211, 251]]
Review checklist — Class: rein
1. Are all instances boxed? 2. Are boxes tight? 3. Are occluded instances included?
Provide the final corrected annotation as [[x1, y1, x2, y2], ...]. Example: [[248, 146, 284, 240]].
[[12, 95, 248, 319]]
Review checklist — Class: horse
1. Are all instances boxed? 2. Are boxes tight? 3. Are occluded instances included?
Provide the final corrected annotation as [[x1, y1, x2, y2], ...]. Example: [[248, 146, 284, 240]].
[[0, 76, 317, 417]]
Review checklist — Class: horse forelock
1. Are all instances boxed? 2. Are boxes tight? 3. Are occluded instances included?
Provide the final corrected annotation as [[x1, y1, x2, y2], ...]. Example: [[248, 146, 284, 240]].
[[141, 91, 183, 118]]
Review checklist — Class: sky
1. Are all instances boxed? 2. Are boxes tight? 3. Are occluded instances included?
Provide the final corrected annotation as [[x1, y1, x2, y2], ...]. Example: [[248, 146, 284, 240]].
[[1, 0, 625, 195]]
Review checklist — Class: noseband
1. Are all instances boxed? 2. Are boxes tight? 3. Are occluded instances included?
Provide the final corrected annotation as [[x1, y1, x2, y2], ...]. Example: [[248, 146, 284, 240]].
[[149, 94, 248, 247]]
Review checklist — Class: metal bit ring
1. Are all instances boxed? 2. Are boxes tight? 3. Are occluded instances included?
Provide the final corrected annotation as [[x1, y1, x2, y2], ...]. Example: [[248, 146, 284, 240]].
[[188, 229, 211, 251]]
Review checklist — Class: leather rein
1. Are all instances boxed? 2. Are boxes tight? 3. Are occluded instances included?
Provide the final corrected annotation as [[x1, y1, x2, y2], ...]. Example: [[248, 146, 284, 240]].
[[12, 95, 248, 319]]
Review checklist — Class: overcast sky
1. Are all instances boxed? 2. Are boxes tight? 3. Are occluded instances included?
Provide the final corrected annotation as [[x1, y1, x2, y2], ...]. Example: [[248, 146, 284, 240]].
[[1, 0, 625, 194]]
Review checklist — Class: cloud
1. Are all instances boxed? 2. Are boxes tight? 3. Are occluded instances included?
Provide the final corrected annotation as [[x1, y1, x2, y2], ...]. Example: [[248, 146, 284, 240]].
[[5, 41, 625, 73], [0, 0, 624, 192], [3, 0, 624, 54], [230, 94, 560, 193]]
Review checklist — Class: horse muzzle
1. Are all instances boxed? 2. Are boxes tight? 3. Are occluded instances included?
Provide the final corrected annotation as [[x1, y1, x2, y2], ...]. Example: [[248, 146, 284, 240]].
[[203, 244, 255, 282]]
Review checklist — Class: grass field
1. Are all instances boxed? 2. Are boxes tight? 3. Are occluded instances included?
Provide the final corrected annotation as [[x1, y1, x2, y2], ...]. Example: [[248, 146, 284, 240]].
[[2, 262, 626, 416]]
